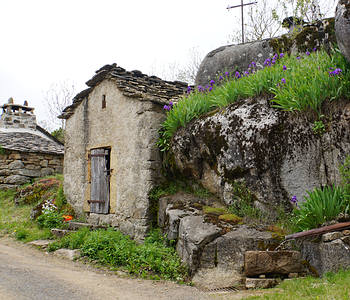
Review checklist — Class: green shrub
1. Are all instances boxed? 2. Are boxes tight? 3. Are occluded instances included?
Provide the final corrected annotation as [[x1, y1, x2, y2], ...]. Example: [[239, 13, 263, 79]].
[[48, 228, 187, 281], [292, 185, 348, 231], [55, 185, 67, 210], [37, 210, 63, 229]]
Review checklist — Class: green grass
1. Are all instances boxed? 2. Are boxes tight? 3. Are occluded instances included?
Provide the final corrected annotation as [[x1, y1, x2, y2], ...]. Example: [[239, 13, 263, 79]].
[[47, 228, 188, 281], [0, 189, 52, 242], [159, 49, 350, 151], [244, 269, 350, 300]]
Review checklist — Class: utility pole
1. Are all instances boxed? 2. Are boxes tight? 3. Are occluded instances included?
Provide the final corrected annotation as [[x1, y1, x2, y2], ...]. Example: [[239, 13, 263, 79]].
[[227, 0, 257, 44]]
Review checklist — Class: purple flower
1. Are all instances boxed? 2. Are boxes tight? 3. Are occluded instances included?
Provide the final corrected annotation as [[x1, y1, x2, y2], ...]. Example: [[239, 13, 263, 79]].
[[313, 47, 317, 52], [210, 80, 215, 86], [280, 53, 285, 58], [169, 101, 173, 107], [225, 71, 229, 77], [296, 56, 301, 60], [264, 58, 271, 66], [271, 59, 276, 65], [283, 65, 287, 71], [208, 86, 213, 92], [306, 51, 310, 56], [163, 105, 170, 111], [281, 78, 286, 84], [329, 68, 342, 77], [243, 71, 249, 77], [235, 71, 241, 79], [290, 195, 299, 207], [187, 86, 192, 93], [251, 61, 256, 67], [219, 75, 223, 81]]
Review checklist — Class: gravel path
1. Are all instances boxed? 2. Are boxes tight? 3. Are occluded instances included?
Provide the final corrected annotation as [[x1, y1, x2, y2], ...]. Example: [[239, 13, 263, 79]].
[[0, 237, 269, 300]]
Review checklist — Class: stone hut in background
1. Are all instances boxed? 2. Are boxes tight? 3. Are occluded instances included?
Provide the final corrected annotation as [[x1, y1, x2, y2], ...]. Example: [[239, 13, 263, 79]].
[[59, 63, 187, 240], [0, 99, 64, 189]]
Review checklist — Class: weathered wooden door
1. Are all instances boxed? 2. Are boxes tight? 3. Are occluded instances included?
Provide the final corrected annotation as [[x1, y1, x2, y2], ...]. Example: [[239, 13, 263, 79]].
[[90, 148, 110, 214]]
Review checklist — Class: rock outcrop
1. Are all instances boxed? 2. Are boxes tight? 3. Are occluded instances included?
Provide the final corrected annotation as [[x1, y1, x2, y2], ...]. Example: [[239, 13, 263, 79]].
[[335, 0, 350, 62], [171, 97, 350, 212], [196, 18, 335, 86]]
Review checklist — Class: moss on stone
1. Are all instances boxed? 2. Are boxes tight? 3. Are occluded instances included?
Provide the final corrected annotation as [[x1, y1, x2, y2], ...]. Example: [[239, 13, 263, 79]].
[[218, 213, 242, 224], [203, 206, 228, 216]]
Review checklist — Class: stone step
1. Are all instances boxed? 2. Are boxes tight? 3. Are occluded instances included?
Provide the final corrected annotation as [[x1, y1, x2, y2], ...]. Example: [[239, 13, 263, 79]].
[[68, 221, 106, 231], [27, 239, 53, 249], [51, 228, 76, 238], [53, 249, 81, 261]]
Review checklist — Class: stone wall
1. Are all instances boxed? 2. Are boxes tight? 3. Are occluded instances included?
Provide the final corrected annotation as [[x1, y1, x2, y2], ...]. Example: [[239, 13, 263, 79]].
[[64, 79, 165, 240], [0, 150, 63, 189]]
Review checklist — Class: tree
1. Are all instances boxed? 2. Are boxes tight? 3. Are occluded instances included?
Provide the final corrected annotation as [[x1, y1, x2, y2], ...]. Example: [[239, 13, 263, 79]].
[[149, 47, 204, 85], [228, 0, 337, 44], [44, 80, 75, 130]]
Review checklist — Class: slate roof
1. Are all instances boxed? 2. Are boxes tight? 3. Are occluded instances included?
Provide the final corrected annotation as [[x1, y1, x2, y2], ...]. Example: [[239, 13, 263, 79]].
[[0, 131, 64, 155], [59, 63, 188, 119]]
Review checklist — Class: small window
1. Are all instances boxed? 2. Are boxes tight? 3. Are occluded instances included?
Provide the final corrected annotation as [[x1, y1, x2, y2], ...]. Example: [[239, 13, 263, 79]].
[[102, 95, 106, 109]]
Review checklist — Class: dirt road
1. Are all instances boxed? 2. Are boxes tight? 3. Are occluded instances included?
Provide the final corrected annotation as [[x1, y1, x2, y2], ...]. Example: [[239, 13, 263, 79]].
[[0, 237, 267, 300]]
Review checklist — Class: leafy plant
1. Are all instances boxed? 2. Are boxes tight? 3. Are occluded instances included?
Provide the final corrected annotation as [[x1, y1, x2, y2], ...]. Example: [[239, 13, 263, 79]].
[[312, 120, 325, 135], [36, 210, 63, 229], [339, 155, 350, 196], [292, 185, 348, 231]]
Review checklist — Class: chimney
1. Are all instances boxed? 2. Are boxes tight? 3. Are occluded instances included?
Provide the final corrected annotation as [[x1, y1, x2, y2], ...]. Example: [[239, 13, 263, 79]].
[[0, 98, 37, 130]]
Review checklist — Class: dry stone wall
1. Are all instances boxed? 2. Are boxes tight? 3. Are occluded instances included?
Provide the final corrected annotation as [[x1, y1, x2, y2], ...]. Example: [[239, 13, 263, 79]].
[[0, 150, 63, 188]]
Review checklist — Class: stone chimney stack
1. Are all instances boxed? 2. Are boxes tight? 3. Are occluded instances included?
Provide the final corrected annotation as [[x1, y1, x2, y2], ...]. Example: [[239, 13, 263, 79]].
[[0, 98, 37, 130]]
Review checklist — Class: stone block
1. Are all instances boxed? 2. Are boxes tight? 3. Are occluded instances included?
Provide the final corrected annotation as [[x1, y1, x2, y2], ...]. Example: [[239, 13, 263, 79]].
[[8, 153, 21, 160], [341, 236, 350, 247], [15, 168, 41, 177], [301, 239, 350, 276], [53, 249, 81, 260], [322, 232, 343, 242], [28, 240, 52, 249], [40, 167, 54, 177], [51, 229, 74, 238], [245, 251, 302, 276], [40, 160, 48, 167], [245, 278, 280, 289], [0, 169, 10, 176], [165, 208, 189, 240], [176, 215, 221, 272], [4, 175, 30, 185], [8, 160, 24, 170], [25, 164, 41, 170], [288, 272, 299, 278]]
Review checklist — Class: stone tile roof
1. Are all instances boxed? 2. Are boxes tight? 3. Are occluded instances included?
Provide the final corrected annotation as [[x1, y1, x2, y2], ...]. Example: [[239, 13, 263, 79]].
[[59, 63, 188, 119], [0, 131, 64, 155]]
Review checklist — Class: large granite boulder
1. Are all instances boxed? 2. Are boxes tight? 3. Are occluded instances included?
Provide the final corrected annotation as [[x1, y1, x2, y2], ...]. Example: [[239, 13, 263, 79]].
[[171, 97, 350, 212], [335, 0, 350, 62], [196, 18, 335, 87], [195, 40, 274, 87]]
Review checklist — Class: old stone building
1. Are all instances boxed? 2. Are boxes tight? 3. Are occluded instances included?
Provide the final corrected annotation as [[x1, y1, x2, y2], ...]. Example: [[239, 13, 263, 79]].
[[0, 99, 64, 189], [59, 63, 187, 240]]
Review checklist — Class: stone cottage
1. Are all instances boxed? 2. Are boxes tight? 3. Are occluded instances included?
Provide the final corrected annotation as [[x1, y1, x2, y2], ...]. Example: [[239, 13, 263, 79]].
[[0, 99, 64, 189], [59, 63, 187, 240]]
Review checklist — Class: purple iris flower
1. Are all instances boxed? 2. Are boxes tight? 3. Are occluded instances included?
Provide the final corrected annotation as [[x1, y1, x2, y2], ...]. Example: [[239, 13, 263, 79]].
[[198, 85, 203, 92], [271, 59, 276, 65], [163, 105, 170, 111], [296, 56, 301, 60], [210, 80, 215, 86], [264, 58, 271, 66], [281, 78, 286, 84], [313, 47, 317, 52], [208, 86, 213, 92], [187, 86, 191, 93], [235, 71, 241, 79], [306, 51, 310, 56], [290, 195, 298, 207], [219, 75, 224, 81], [169, 101, 173, 107], [225, 71, 229, 77], [283, 65, 287, 71], [280, 53, 284, 58]]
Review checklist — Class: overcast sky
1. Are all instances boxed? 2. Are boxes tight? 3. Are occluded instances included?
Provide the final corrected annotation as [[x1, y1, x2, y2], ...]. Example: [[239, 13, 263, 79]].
[[0, 0, 336, 129]]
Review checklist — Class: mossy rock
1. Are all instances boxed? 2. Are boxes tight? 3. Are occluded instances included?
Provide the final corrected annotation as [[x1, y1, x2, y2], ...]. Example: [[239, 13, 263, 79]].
[[203, 206, 228, 216], [218, 213, 243, 224]]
